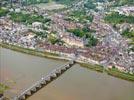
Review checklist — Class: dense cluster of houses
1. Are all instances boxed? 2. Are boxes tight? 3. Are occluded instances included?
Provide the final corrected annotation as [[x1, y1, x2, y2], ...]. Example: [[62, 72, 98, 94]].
[[0, 3, 134, 74], [113, 6, 134, 16]]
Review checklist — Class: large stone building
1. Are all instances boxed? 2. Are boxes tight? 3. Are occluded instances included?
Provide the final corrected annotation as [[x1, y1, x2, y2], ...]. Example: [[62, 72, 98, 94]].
[[61, 34, 85, 48]]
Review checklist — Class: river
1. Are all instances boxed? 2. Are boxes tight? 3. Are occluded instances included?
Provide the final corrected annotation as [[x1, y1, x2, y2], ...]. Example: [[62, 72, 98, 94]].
[[0, 48, 134, 100]]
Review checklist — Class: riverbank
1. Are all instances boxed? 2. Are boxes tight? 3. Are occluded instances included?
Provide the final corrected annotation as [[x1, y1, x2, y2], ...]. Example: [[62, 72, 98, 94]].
[[106, 68, 134, 81], [0, 42, 134, 82], [0, 43, 69, 62], [79, 63, 103, 73], [0, 83, 8, 94], [80, 63, 134, 81]]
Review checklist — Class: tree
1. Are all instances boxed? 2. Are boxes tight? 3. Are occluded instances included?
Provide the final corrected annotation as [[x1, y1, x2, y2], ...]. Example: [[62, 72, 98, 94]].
[[105, 12, 134, 24], [0, 7, 9, 17], [86, 35, 98, 47], [84, 0, 96, 9], [67, 29, 85, 38]]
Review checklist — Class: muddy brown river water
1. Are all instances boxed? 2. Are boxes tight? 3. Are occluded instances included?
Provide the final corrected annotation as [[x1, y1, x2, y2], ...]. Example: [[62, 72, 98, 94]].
[[0, 48, 134, 100]]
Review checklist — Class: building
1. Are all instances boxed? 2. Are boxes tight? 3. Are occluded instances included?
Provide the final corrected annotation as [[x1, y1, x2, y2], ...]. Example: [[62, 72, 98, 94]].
[[32, 22, 43, 29], [61, 35, 85, 48]]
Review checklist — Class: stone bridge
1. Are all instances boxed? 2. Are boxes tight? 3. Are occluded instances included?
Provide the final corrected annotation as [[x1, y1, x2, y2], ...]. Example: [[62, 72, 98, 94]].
[[13, 60, 75, 100]]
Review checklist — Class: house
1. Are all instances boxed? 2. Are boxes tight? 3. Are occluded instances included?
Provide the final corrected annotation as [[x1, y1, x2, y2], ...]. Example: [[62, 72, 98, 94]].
[[32, 22, 43, 29], [114, 64, 126, 72]]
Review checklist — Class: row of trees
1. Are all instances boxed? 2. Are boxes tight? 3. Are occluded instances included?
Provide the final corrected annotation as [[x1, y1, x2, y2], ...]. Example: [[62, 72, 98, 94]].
[[10, 12, 51, 24], [105, 12, 134, 24]]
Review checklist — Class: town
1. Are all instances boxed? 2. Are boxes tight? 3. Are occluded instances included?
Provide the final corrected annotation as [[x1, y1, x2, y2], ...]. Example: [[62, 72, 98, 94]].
[[0, 0, 134, 73], [0, 0, 134, 98]]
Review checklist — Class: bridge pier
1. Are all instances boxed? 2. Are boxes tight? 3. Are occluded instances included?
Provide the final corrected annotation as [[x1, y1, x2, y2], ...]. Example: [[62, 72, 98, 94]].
[[61, 67, 67, 71], [31, 87, 37, 92], [65, 64, 71, 69], [55, 69, 62, 75], [40, 80, 47, 85], [36, 84, 42, 89], [69, 61, 74, 66], [26, 91, 32, 96], [50, 73, 57, 78], [19, 95, 26, 100], [45, 76, 51, 82]]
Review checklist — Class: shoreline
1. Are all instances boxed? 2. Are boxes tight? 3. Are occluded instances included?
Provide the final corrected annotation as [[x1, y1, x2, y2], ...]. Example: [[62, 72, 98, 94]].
[[0, 42, 69, 62], [80, 63, 134, 82], [0, 42, 134, 82]]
